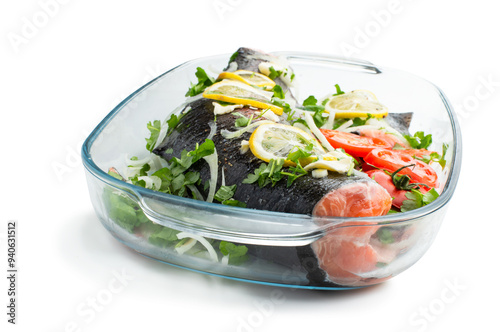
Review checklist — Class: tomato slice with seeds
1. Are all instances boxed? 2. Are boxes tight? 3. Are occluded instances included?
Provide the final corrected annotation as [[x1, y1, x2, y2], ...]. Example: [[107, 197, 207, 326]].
[[358, 128, 410, 148], [364, 148, 438, 188], [320, 129, 392, 158]]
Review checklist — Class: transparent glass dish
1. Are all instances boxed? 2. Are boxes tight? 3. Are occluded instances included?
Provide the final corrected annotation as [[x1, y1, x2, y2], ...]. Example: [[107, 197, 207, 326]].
[[82, 52, 462, 290]]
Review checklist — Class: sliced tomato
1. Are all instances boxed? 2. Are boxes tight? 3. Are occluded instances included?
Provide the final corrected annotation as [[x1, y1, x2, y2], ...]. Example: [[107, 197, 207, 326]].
[[395, 148, 437, 159], [320, 129, 392, 158], [358, 128, 410, 148], [364, 148, 438, 188]]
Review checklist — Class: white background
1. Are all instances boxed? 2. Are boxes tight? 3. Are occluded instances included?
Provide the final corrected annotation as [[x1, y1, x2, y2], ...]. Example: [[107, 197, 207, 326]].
[[1, 0, 499, 331]]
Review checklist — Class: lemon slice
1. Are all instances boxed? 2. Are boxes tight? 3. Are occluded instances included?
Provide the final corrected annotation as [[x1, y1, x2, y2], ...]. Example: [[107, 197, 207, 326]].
[[324, 90, 388, 118], [249, 123, 325, 166], [203, 80, 283, 115], [217, 70, 276, 90]]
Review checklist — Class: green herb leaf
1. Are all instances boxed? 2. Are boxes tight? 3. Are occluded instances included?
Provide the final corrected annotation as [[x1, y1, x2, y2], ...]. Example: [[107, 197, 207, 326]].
[[222, 199, 247, 208], [214, 185, 237, 202], [185, 67, 215, 97], [404, 131, 433, 149], [272, 85, 285, 99], [233, 112, 252, 127], [145, 120, 162, 151], [333, 84, 345, 96], [149, 227, 180, 247], [243, 159, 285, 188], [268, 66, 283, 80], [303, 95, 318, 106], [219, 241, 249, 265], [229, 51, 239, 62], [401, 188, 440, 212]]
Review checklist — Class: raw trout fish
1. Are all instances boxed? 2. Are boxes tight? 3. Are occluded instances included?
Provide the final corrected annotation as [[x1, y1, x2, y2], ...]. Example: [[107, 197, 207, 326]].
[[154, 48, 406, 287]]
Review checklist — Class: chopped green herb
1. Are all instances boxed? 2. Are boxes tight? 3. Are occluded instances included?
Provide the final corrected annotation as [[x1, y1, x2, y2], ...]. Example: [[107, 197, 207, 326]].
[[404, 131, 433, 149], [214, 185, 238, 202], [272, 85, 285, 99], [185, 67, 216, 97], [333, 83, 345, 96], [219, 241, 249, 265], [376, 227, 395, 244], [303, 95, 318, 106], [401, 188, 440, 212], [233, 112, 253, 127], [415, 143, 448, 170], [268, 66, 283, 79], [243, 158, 286, 188], [145, 120, 162, 151], [149, 227, 180, 247], [222, 199, 247, 208], [229, 51, 239, 62]]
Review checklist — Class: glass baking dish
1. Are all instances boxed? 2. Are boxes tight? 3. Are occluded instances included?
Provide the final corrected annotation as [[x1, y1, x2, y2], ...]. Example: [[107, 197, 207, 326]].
[[82, 52, 461, 290]]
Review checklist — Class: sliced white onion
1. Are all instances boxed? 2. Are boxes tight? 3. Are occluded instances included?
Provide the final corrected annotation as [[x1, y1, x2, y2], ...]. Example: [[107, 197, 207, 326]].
[[221, 167, 226, 187], [304, 112, 336, 152], [207, 121, 217, 140], [175, 238, 197, 255], [177, 232, 218, 262], [137, 175, 162, 190], [321, 109, 336, 130], [293, 122, 313, 136], [257, 109, 280, 122], [203, 148, 218, 203], [187, 184, 204, 201], [220, 120, 274, 139], [336, 119, 354, 132], [125, 155, 151, 167], [221, 255, 229, 265]]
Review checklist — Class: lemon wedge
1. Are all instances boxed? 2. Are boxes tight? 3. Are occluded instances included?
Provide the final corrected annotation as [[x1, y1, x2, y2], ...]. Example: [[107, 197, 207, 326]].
[[203, 80, 283, 115], [324, 90, 388, 118], [249, 123, 325, 166], [217, 70, 276, 90]]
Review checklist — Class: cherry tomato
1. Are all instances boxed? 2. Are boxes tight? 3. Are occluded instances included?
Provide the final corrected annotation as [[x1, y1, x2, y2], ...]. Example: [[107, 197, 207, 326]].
[[320, 129, 392, 158], [364, 148, 438, 188]]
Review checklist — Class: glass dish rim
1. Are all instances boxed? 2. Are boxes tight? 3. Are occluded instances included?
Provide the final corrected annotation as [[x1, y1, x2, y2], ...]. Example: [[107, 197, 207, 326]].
[[81, 51, 462, 240]]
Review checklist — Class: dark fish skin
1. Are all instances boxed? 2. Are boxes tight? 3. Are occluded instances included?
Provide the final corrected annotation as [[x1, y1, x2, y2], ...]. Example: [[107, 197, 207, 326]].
[[226, 47, 292, 96], [385, 112, 413, 136], [154, 97, 370, 214]]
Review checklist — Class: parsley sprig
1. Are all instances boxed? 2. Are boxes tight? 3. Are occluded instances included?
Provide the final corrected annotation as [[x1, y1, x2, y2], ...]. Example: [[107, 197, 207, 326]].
[[185, 67, 216, 97], [404, 131, 433, 149], [415, 143, 448, 170], [243, 145, 316, 188], [401, 188, 440, 212]]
